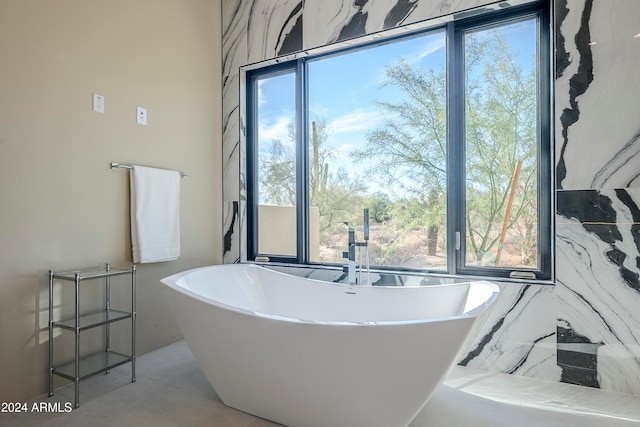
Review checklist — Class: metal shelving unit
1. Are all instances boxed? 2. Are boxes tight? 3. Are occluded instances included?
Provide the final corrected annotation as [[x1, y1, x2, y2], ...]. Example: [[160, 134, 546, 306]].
[[48, 263, 136, 408]]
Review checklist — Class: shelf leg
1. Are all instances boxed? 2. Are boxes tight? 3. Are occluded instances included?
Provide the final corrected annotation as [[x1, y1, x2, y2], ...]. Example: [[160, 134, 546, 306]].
[[48, 270, 54, 397], [105, 263, 111, 374], [131, 265, 137, 383], [75, 272, 80, 408], [74, 379, 80, 409]]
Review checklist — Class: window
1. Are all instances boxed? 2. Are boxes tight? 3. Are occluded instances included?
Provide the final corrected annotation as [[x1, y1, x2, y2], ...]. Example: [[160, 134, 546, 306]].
[[245, 1, 551, 280], [247, 66, 299, 258]]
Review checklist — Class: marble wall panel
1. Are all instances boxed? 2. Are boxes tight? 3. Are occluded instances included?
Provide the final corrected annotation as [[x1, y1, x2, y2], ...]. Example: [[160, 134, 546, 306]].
[[403, 0, 508, 26], [302, 0, 412, 49], [223, 0, 250, 77], [221, 0, 247, 263], [223, 73, 240, 263], [222, 74, 240, 197], [458, 282, 559, 381], [223, 201, 240, 263], [556, 189, 640, 394], [247, 0, 303, 63], [553, 0, 640, 394], [302, 0, 500, 51], [556, 0, 640, 190]]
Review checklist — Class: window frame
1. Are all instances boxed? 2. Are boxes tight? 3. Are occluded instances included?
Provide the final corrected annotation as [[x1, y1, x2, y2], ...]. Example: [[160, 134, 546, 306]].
[[245, 0, 552, 281], [451, 3, 552, 280], [246, 61, 302, 264]]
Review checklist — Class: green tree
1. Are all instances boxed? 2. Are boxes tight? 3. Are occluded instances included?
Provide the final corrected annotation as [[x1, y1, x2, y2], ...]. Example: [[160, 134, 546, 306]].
[[259, 136, 296, 206], [464, 32, 537, 265], [259, 119, 366, 237], [352, 58, 447, 256], [368, 191, 392, 223], [353, 30, 538, 265]]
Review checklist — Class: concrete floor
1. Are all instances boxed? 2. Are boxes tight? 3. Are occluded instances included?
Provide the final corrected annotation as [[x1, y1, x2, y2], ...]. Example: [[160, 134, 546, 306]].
[[3, 340, 640, 426]]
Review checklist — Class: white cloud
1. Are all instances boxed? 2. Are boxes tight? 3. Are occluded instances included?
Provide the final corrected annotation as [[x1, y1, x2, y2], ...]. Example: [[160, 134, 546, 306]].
[[415, 37, 445, 62], [328, 110, 386, 134], [259, 115, 293, 144]]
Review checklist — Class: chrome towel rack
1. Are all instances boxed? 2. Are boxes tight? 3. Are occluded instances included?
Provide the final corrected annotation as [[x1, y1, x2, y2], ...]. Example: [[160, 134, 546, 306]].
[[110, 162, 189, 178]]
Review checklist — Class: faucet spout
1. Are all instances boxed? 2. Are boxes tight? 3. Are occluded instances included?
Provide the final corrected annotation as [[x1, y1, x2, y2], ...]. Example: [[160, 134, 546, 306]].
[[341, 226, 357, 284], [341, 210, 371, 285]]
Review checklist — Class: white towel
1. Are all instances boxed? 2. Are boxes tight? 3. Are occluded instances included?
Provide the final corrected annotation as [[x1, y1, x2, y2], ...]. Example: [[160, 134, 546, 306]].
[[130, 165, 181, 263]]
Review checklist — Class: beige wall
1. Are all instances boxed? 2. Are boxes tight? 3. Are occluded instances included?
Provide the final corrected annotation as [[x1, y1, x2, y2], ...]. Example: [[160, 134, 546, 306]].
[[0, 0, 222, 402], [258, 205, 319, 260]]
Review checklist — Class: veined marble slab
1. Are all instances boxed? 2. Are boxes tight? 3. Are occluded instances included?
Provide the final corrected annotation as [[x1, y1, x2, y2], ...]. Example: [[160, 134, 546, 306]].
[[459, 282, 559, 381], [223, 201, 240, 264], [303, 0, 410, 48], [223, 0, 250, 77], [556, 188, 640, 394], [303, 0, 504, 51], [556, 0, 640, 190], [222, 74, 240, 200], [247, 0, 303, 63], [222, 73, 241, 263]]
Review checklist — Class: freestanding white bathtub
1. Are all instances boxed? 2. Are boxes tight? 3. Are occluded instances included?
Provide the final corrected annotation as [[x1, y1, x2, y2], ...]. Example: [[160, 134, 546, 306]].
[[161, 264, 499, 427]]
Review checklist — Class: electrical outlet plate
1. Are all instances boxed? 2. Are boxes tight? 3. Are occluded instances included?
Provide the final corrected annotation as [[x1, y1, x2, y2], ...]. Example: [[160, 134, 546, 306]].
[[136, 106, 147, 125], [92, 93, 104, 113]]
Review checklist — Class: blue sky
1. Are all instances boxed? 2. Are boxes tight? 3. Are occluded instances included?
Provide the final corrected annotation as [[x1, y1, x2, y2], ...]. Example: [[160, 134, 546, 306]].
[[256, 18, 536, 198], [257, 29, 446, 192]]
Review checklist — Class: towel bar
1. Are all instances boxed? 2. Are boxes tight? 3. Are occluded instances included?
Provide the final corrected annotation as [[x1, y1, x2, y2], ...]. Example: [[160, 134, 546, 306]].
[[111, 162, 189, 178]]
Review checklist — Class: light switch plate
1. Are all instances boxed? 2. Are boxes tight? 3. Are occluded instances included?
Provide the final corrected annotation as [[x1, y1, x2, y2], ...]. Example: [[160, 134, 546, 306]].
[[93, 93, 104, 113], [136, 106, 147, 125]]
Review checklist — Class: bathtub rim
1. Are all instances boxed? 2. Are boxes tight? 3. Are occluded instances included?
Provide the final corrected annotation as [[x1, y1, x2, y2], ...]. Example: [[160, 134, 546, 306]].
[[160, 263, 499, 327], [251, 260, 555, 286]]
